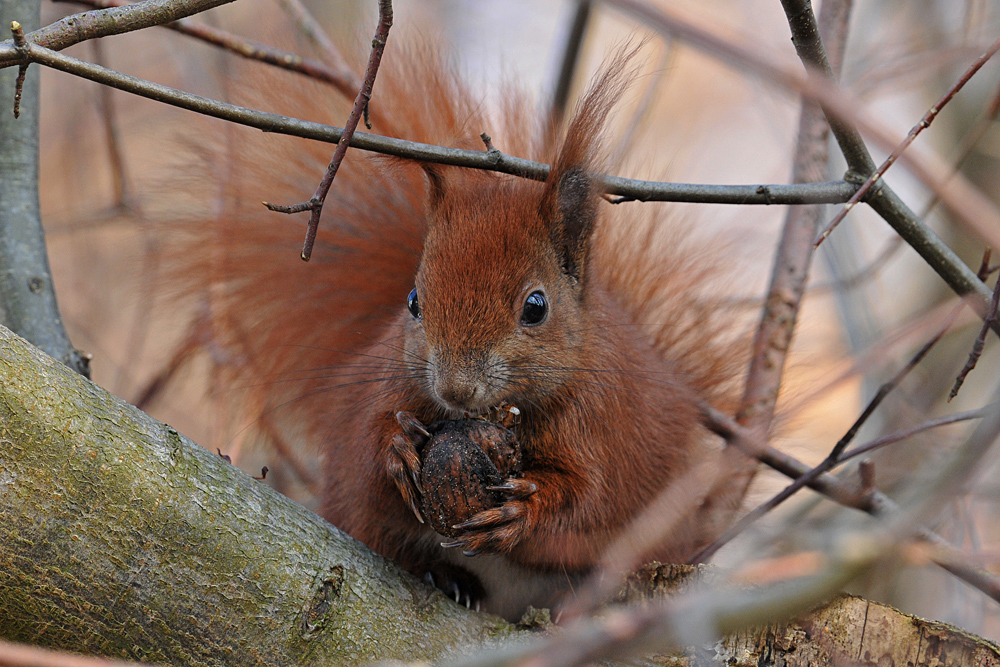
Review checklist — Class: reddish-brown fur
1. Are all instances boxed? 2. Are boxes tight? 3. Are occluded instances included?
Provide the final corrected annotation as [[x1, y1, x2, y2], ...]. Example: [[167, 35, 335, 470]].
[[167, 40, 743, 619]]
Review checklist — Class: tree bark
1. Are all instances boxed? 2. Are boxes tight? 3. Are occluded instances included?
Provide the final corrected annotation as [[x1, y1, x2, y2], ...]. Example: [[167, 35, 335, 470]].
[[0, 324, 513, 666]]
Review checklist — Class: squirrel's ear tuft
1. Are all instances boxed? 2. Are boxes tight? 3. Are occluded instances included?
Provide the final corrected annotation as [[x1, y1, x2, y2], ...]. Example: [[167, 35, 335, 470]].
[[541, 43, 638, 281]]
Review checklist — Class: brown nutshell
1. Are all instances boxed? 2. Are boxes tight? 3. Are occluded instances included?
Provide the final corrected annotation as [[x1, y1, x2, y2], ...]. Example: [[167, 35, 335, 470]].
[[420, 419, 521, 537]]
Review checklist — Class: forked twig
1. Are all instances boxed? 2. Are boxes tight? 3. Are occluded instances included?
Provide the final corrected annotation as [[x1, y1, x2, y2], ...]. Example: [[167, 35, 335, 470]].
[[700, 402, 1000, 605], [263, 0, 393, 261], [815, 35, 1000, 247], [693, 310, 961, 563]]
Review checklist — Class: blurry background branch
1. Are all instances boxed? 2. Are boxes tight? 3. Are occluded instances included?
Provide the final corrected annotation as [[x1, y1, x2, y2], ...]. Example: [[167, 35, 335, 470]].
[[0, 0, 88, 376]]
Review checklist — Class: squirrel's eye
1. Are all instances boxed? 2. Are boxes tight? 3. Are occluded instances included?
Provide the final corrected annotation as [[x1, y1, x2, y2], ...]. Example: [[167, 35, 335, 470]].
[[407, 288, 421, 320], [520, 291, 548, 326]]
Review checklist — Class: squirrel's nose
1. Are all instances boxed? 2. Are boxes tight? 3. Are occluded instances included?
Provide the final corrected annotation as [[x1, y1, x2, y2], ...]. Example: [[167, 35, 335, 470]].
[[431, 353, 494, 412], [435, 380, 483, 411]]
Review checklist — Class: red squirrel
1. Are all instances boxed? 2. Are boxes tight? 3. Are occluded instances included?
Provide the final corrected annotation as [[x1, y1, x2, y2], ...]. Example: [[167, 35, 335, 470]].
[[168, 41, 743, 620]]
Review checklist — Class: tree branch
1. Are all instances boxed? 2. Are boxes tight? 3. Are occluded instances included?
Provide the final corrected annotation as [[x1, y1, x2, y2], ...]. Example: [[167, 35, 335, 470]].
[[701, 403, 1000, 604], [0, 42, 857, 205], [602, 0, 1000, 333], [0, 323, 513, 664], [56, 0, 359, 95], [3, 0, 237, 52], [700, 0, 853, 531]]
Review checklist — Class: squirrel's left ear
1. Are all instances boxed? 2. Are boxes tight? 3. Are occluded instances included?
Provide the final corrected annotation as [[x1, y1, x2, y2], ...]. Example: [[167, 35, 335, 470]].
[[543, 165, 597, 283]]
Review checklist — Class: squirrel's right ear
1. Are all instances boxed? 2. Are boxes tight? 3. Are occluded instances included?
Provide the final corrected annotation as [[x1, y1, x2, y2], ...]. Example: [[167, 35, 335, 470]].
[[422, 164, 447, 211], [543, 166, 597, 283], [540, 44, 637, 282]]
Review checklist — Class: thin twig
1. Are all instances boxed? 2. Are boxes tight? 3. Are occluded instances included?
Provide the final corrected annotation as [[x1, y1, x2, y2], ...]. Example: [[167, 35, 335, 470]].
[[264, 0, 393, 261], [693, 299, 963, 564], [693, 408, 985, 565], [696, 248, 992, 563], [951, 272, 1000, 400], [5, 0, 239, 52], [599, 0, 1000, 329], [55, 0, 360, 96], [840, 408, 991, 463], [815, 35, 1000, 247], [814, 82, 1000, 298], [700, 402, 1000, 605]]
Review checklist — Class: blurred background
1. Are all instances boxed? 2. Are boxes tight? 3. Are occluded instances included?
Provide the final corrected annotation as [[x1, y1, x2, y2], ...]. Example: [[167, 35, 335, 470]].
[[31, 0, 1000, 641]]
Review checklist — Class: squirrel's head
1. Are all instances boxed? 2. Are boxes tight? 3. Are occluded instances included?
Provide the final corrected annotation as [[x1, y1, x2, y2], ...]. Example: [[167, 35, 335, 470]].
[[400, 51, 635, 416], [399, 48, 635, 416], [403, 162, 598, 416]]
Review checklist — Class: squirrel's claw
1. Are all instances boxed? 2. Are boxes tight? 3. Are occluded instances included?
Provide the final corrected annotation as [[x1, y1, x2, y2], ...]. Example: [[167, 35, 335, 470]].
[[387, 450, 425, 523], [387, 412, 431, 523], [486, 478, 537, 499], [446, 476, 536, 555], [396, 410, 431, 439], [390, 432, 424, 495]]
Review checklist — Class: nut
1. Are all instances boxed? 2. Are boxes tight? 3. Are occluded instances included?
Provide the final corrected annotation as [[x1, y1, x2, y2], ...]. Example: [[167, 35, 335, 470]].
[[420, 419, 521, 537]]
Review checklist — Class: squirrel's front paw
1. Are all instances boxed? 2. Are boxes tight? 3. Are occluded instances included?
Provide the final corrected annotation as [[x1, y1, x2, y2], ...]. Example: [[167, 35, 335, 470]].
[[441, 477, 538, 555], [387, 411, 430, 523]]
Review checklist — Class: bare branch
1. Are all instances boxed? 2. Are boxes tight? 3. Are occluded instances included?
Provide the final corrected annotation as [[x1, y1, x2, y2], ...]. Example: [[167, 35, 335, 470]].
[[701, 403, 1000, 604], [56, 0, 361, 95], [951, 275, 1000, 400], [711, 0, 854, 523], [0, 41, 856, 205], [601, 0, 1000, 332], [2, 0, 238, 52]]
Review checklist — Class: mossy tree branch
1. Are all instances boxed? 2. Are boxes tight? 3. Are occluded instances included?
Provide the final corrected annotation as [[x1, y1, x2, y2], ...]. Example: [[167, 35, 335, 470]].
[[0, 323, 514, 666]]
